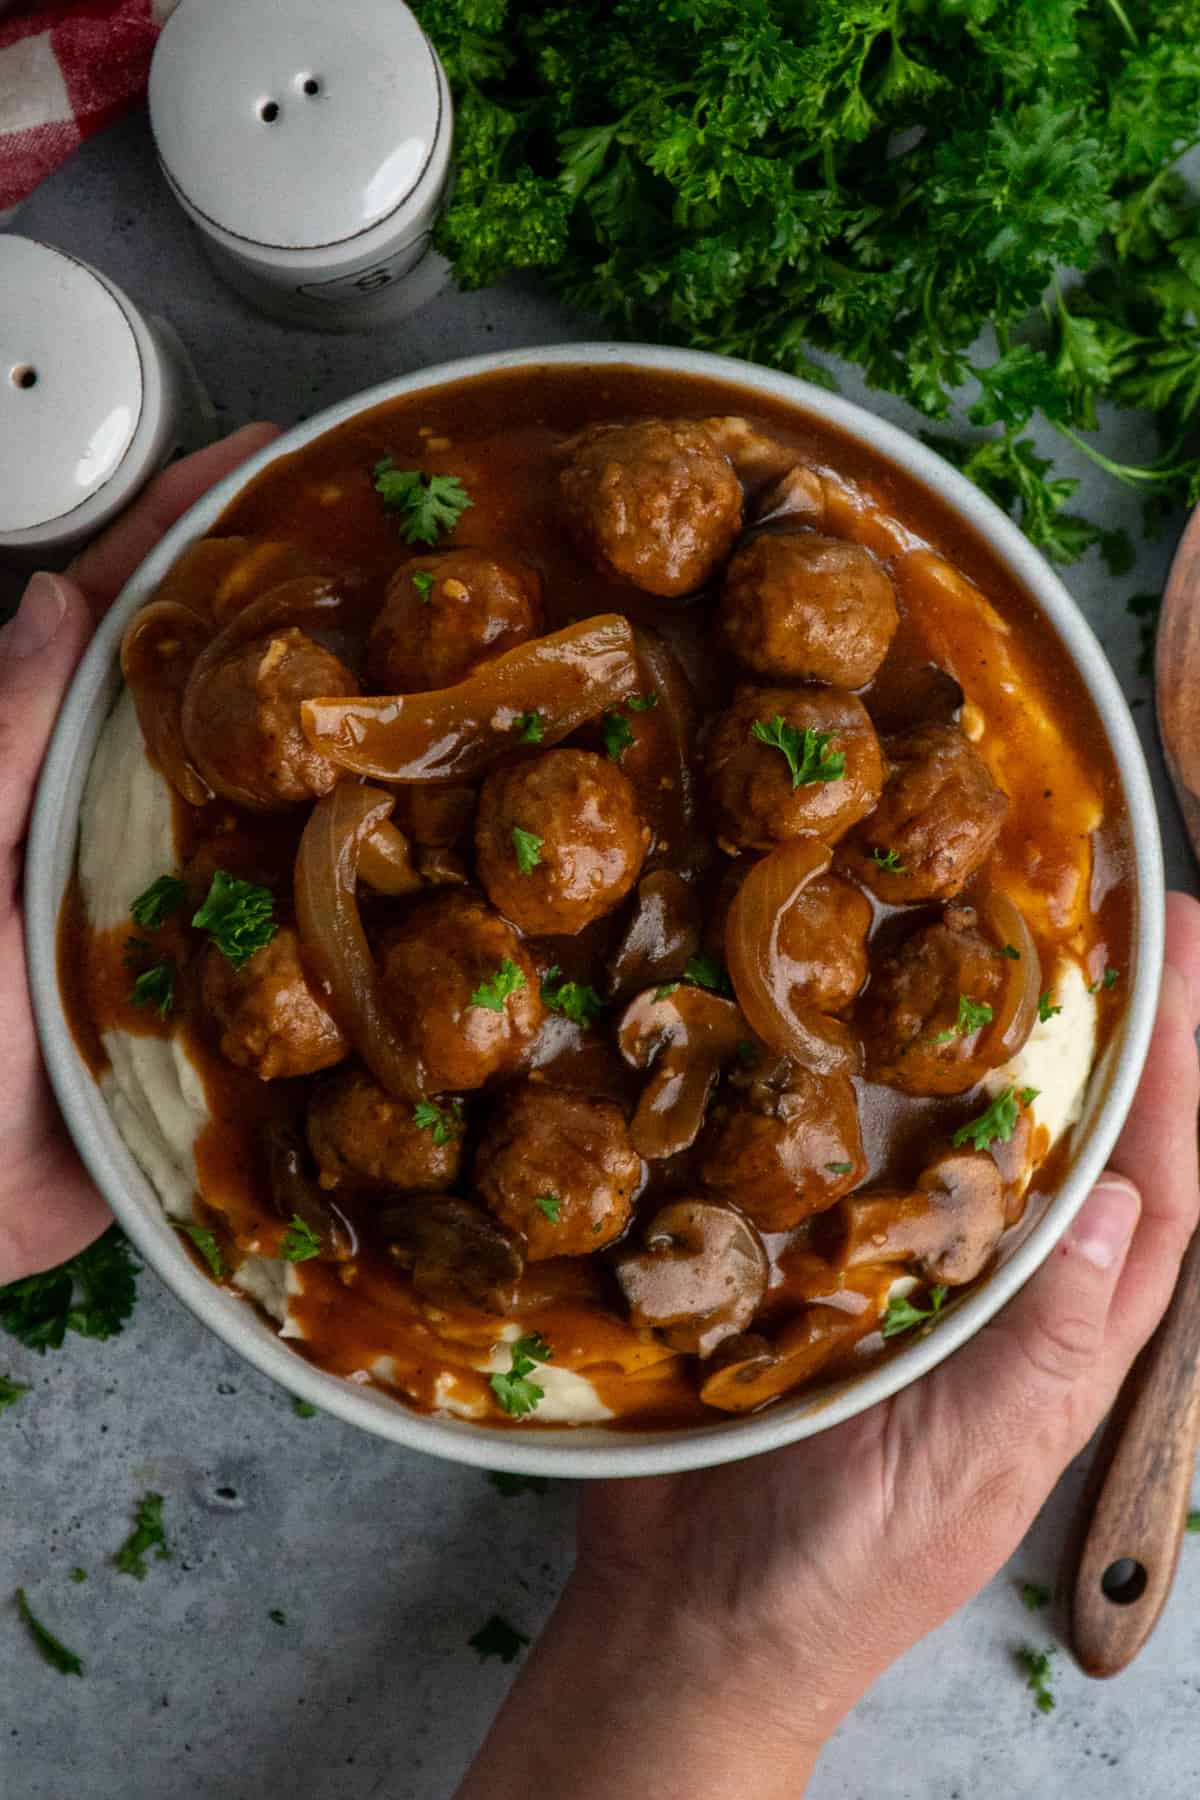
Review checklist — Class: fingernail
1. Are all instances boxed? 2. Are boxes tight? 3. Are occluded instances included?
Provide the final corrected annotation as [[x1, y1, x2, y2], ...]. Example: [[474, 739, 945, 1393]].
[[1067, 1179, 1140, 1270], [0, 572, 67, 661]]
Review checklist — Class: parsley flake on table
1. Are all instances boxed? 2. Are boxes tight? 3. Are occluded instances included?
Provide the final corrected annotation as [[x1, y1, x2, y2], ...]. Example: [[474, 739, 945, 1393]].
[[486, 1471, 550, 1497], [513, 710, 545, 745], [539, 966, 605, 1027], [411, 568, 436, 602], [951, 1086, 1032, 1151], [280, 1215, 323, 1263], [682, 952, 733, 997], [69, 1569, 87, 1585], [750, 717, 845, 788], [1021, 1581, 1051, 1612], [129, 874, 186, 930], [114, 1491, 170, 1580], [192, 871, 276, 971], [469, 1614, 531, 1664], [292, 1397, 318, 1420], [470, 959, 527, 1012], [870, 847, 906, 873], [1016, 1645, 1056, 1716], [0, 1226, 139, 1353], [535, 1193, 562, 1223], [181, 1223, 225, 1280], [373, 459, 472, 545], [1037, 991, 1063, 1023], [15, 1588, 83, 1676], [269, 1609, 287, 1627], [0, 1375, 30, 1415], [881, 1285, 947, 1340], [601, 708, 636, 761], [489, 1332, 553, 1418], [413, 1098, 465, 1146], [511, 825, 544, 873], [129, 961, 175, 1020]]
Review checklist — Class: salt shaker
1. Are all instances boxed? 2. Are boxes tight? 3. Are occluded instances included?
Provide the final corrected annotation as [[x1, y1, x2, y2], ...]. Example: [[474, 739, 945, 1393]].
[[0, 236, 196, 557], [148, 0, 454, 331]]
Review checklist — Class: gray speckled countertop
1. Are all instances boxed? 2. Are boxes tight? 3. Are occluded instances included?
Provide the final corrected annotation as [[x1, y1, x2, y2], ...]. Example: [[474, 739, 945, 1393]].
[[3, 113, 1199, 1800]]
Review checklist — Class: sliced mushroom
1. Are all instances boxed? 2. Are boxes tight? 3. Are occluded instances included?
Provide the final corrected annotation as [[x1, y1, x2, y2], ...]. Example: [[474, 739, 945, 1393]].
[[699, 1305, 867, 1413], [617, 985, 751, 1159], [377, 1196, 524, 1314], [752, 465, 827, 530], [861, 656, 964, 736], [615, 1199, 768, 1357], [266, 1125, 357, 1261], [825, 1147, 1005, 1286], [606, 870, 701, 999], [700, 417, 798, 485]]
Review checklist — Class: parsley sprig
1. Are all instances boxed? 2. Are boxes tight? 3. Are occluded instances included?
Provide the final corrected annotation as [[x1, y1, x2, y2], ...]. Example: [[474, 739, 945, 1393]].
[[1016, 1645, 1056, 1716], [413, 1098, 465, 1146], [750, 717, 845, 788], [882, 1285, 948, 1340], [511, 825, 544, 873], [489, 1332, 553, 1418], [130, 874, 186, 930], [114, 1491, 170, 1580], [540, 967, 605, 1027], [373, 459, 472, 545], [933, 994, 994, 1044], [181, 1223, 225, 1280], [192, 871, 276, 971], [281, 1215, 323, 1263], [130, 962, 175, 1020], [952, 1085, 1039, 1151], [0, 1226, 138, 1353], [15, 1589, 83, 1676], [471, 959, 527, 1012]]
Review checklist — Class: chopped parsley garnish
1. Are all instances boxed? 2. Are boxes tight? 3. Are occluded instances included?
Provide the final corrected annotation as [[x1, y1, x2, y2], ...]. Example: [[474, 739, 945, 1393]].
[[826, 1161, 853, 1176], [535, 1193, 562, 1223], [292, 1397, 318, 1420], [192, 871, 276, 971], [1016, 1645, 1056, 1716], [413, 1098, 465, 1146], [655, 982, 680, 1001], [486, 1471, 550, 1497], [269, 1609, 287, 1626], [870, 847, 906, 873], [411, 569, 435, 602], [129, 961, 175, 1020], [683, 952, 733, 997], [469, 1614, 531, 1663], [882, 1284, 948, 1339], [130, 875, 186, 930], [601, 708, 636, 761], [933, 994, 994, 1043], [489, 1332, 552, 1418], [1021, 1581, 1052, 1612], [626, 691, 659, 712], [471, 959, 527, 1012], [69, 1568, 87, 1584], [511, 825, 544, 873], [15, 1589, 82, 1676], [280, 1215, 322, 1263], [998, 944, 1021, 960], [539, 966, 605, 1027], [372, 459, 472, 545], [114, 1491, 170, 1580], [0, 1226, 139, 1353], [513, 710, 545, 745], [1089, 966, 1120, 994], [951, 1085, 1035, 1150], [0, 1375, 30, 1414], [1019, 1086, 1040, 1107], [750, 716, 845, 787], [1037, 991, 1063, 1023], [181, 1223, 224, 1280]]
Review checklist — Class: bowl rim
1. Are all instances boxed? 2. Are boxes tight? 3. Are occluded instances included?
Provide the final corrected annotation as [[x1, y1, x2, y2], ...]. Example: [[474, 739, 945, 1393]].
[[25, 340, 1165, 1478]]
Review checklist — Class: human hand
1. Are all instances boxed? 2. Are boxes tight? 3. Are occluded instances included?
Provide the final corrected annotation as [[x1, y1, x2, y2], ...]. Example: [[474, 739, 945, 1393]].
[[0, 424, 278, 1283], [460, 892, 1200, 1799]]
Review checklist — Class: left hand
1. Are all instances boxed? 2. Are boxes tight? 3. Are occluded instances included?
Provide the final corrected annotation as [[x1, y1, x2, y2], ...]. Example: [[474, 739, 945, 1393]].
[[0, 424, 278, 1282]]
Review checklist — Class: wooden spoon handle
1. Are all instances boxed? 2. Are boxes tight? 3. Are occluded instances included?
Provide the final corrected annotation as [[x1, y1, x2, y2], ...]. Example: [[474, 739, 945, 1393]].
[[1071, 1225, 1200, 1676]]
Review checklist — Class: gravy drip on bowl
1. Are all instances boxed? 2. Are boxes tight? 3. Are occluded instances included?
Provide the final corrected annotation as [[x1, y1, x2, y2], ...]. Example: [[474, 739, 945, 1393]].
[[60, 364, 1133, 1430]]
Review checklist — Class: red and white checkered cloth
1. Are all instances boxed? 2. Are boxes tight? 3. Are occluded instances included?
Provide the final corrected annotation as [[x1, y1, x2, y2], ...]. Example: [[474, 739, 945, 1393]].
[[0, 0, 179, 216]]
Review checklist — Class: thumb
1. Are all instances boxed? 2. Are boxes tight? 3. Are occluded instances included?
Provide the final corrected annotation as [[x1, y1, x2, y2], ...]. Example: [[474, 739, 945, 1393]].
[[0, 572, 94, 871]]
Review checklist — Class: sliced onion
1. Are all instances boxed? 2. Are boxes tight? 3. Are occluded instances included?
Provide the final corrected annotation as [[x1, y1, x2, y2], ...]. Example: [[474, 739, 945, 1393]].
[[120, 600, 213, 806], [294, 782, 419, 1099], [630, 627, 704, 874], [977, 888, 1040, 1063], [724, 838, 858, 1074], [357, 819, 423, 895], [300, 613, 639, 782]]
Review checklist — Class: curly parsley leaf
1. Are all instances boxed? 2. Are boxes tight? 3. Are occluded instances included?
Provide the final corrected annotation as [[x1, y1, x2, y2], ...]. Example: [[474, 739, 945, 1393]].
[[0, 1375, 30, 1415], [413, 1098, 465, 1146], [489, 1332, 552, 1418], [513, 709, 545, 745], [539, 966, 605, 1027], [192, 871, 276, 971], [1021, 1581, 1052, 1612], [411, 569, 436, 602], [601, 709, 636, 761], [534, 1193, 562, 1223], [511, 825, 544, 873], [683, 953, 733, 997], [113, 1491, 170, 1580], [951, 1086, 1033, 1151], [130, 875, 186, 930], [373, 460, 472, 545], [870, 847, 906, 873], [471, 959, 528, 1012], [292, 1396, 318, 1420], [751, 716, 845, 787], [1016, 1644, 1057, 1716], [15, 1589, 82, 1676], [626, 691, 659, 712], [1037, 991, 1063, 1023], [469, 1613, 531, 1663], [280, 1216, 322, 1263], [0, 1226, 139, 1353], [181, 1224, 225, 1280], [882, 1284, 948, 1340], [129, 962, 175, 1020]]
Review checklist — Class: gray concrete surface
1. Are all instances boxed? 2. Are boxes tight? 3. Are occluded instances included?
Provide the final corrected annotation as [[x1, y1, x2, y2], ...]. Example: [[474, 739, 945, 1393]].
[[3, 113, 1199, 1800]]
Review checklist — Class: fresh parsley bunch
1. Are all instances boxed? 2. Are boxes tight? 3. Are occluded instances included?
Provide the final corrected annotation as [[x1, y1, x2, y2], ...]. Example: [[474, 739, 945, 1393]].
[[414, 0, 1200, 562]]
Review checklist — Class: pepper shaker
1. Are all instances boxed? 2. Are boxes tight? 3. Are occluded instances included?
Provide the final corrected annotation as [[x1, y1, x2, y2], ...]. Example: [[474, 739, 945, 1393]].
[[148, 0, 454, 331]]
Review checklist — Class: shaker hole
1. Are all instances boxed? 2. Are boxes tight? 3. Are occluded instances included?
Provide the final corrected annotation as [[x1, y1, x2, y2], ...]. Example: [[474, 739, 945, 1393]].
[[259, 100, 280, 123], [10, 364, 37, 389], [1100, 1558, 1148, 1605], [302, 76, 321, 96]]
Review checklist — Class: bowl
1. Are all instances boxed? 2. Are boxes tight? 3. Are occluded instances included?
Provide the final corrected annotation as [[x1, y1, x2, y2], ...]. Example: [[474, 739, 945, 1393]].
[[25, 343, 1164, 1478]]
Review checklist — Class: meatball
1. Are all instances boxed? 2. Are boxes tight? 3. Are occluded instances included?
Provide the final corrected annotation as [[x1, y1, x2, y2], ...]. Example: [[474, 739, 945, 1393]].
[[183, 627, 357, 812], [700, 1065, 865, 1233], [706, 868, 871, 1013], [200, 925, 349, 1080], [704, 685, 883, 851], [306, 1065, 464, 1192], [474, 1085, 641, 1259], [475, 749, 649, 936], [718, 531, 899, 687], [859, 905, 1022, 1095], [368, 549, 541, 693], [559, 419, 742, 597], [376, 891, 544, 1093], [841, 723, 1008, 902]]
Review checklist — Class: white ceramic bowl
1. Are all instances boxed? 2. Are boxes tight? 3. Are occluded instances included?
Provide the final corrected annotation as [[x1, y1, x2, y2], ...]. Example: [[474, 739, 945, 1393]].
[[26, 344, 1164, 1477]]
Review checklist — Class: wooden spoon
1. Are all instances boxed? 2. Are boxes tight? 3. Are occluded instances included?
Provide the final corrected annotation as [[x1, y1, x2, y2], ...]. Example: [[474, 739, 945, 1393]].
[[1070, 506, 1200, 1677]]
